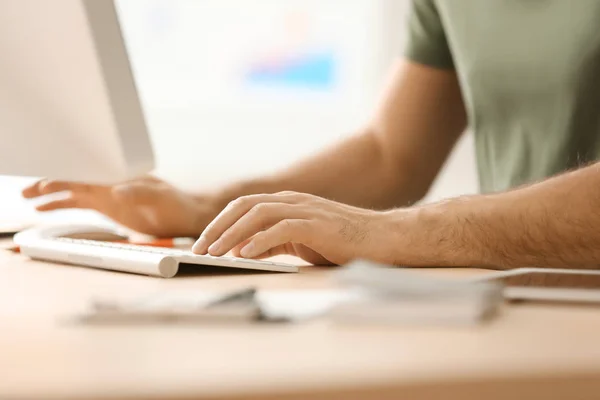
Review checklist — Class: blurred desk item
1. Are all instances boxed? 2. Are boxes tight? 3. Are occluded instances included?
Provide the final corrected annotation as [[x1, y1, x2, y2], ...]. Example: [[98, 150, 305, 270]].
[[0, 237, 15, 251], [0, 220, 33, 237], [329, 261, 504, 326], [2, 250, 600, 400], [0, 220, 31, 250]]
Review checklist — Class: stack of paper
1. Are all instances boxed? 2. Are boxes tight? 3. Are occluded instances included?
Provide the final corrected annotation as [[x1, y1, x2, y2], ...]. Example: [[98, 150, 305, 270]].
[[329, 261, 504, 326]]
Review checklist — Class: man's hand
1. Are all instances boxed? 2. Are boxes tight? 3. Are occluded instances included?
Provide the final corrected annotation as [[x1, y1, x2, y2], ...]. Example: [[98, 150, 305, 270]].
[[22, 177, 220, 238], [192, 191, 402, 265]]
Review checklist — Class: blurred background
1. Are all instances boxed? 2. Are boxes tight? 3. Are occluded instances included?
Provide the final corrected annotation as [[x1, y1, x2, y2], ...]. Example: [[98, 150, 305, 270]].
[[1, 0, 477, 227]]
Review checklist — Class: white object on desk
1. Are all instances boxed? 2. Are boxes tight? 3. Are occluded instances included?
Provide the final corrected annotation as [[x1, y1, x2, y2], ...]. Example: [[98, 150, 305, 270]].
[[74, 289, 360, 325], [14, 224, 298, 278], [330, 261, 504, 325]]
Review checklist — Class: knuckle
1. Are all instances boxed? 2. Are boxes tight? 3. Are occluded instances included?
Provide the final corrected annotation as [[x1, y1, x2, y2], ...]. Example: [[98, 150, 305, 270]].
[[249, 204, 279, 231], [249, 203, 272, 218], [293, 192, 314, 202], [229, 195, 257, 209], [228, 197, 244, 209], [227, 196, 248, 209], [276, 190, 307, 200], [281, 191, 314, 203]]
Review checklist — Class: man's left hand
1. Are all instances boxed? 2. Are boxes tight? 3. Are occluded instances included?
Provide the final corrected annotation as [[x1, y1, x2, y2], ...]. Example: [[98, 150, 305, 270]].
[[192, 191, 403, 265]]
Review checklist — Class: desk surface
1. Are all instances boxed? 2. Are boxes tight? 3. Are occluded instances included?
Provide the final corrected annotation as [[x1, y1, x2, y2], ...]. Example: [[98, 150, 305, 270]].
[[2, 251, 600, 400]]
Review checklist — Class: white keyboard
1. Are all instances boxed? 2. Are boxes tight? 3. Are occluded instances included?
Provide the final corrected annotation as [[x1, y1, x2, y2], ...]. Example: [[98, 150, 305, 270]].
[[14, 227, 298, 278]]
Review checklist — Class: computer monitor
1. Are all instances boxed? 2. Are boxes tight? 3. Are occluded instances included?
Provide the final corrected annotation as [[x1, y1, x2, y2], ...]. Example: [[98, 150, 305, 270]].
[[0, 0, 154, 184]]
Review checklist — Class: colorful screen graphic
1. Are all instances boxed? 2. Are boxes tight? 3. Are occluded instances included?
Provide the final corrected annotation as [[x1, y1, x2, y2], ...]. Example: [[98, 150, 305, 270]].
[[244, 50, 337, 90]]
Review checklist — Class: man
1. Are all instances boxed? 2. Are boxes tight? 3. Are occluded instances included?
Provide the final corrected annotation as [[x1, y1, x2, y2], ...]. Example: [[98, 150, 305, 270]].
[[22, 1, 600, 269]]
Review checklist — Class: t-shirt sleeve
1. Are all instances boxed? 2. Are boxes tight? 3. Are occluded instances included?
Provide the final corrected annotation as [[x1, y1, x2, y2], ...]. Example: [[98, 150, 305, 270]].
[[404, 0, 454, 69]]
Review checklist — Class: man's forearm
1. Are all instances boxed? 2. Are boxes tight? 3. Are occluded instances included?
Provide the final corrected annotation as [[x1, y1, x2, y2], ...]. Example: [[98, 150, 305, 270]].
[[394, 163, 600, 270], [213, 130, 427, 211]]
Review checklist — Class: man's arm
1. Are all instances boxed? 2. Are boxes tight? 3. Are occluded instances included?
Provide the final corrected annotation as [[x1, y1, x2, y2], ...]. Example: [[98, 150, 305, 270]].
[[396, 163, 600, 270], [213, 60, 467, 211], [23, 60, 466, 239], [193, 160, 600, 269]]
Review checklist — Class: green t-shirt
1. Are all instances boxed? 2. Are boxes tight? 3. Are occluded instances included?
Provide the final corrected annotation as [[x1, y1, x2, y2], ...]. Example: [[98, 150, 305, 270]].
[[405, 0, 600, 193]]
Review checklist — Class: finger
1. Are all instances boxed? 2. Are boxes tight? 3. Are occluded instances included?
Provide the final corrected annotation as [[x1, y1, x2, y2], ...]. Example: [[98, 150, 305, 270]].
[[39, 180, 93, 195], [232, 240, 301, 259], [35, 197, 84, 212], [230, 238, 252, 257], [193, 193, 308, 254], [205, 203, 311, 256], [234, 240, 332, 265], [233, 244, 290, 259], [239, 219, 312, 259], [23, 180, 91, 198], [22, 180, 45, 198]]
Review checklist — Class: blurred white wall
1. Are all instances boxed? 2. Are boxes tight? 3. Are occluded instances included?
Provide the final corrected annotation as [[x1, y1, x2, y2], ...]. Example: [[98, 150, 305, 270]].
[[117, 0, 392, 189], [0, 0, 478, 227]]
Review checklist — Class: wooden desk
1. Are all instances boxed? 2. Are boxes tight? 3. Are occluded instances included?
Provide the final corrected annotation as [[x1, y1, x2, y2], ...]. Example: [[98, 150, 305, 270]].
[[2, 251, 600, 400]]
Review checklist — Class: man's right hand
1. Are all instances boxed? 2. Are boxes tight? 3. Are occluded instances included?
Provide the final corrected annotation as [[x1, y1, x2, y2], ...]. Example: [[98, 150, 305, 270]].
[[21, 177, 221, 238]]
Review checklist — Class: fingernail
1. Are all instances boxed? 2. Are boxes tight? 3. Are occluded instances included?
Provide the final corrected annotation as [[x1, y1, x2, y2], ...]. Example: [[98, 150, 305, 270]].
[[240, 242, 255, 258], [208, 239, 222, 254], [192, 237, 207, 254]]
